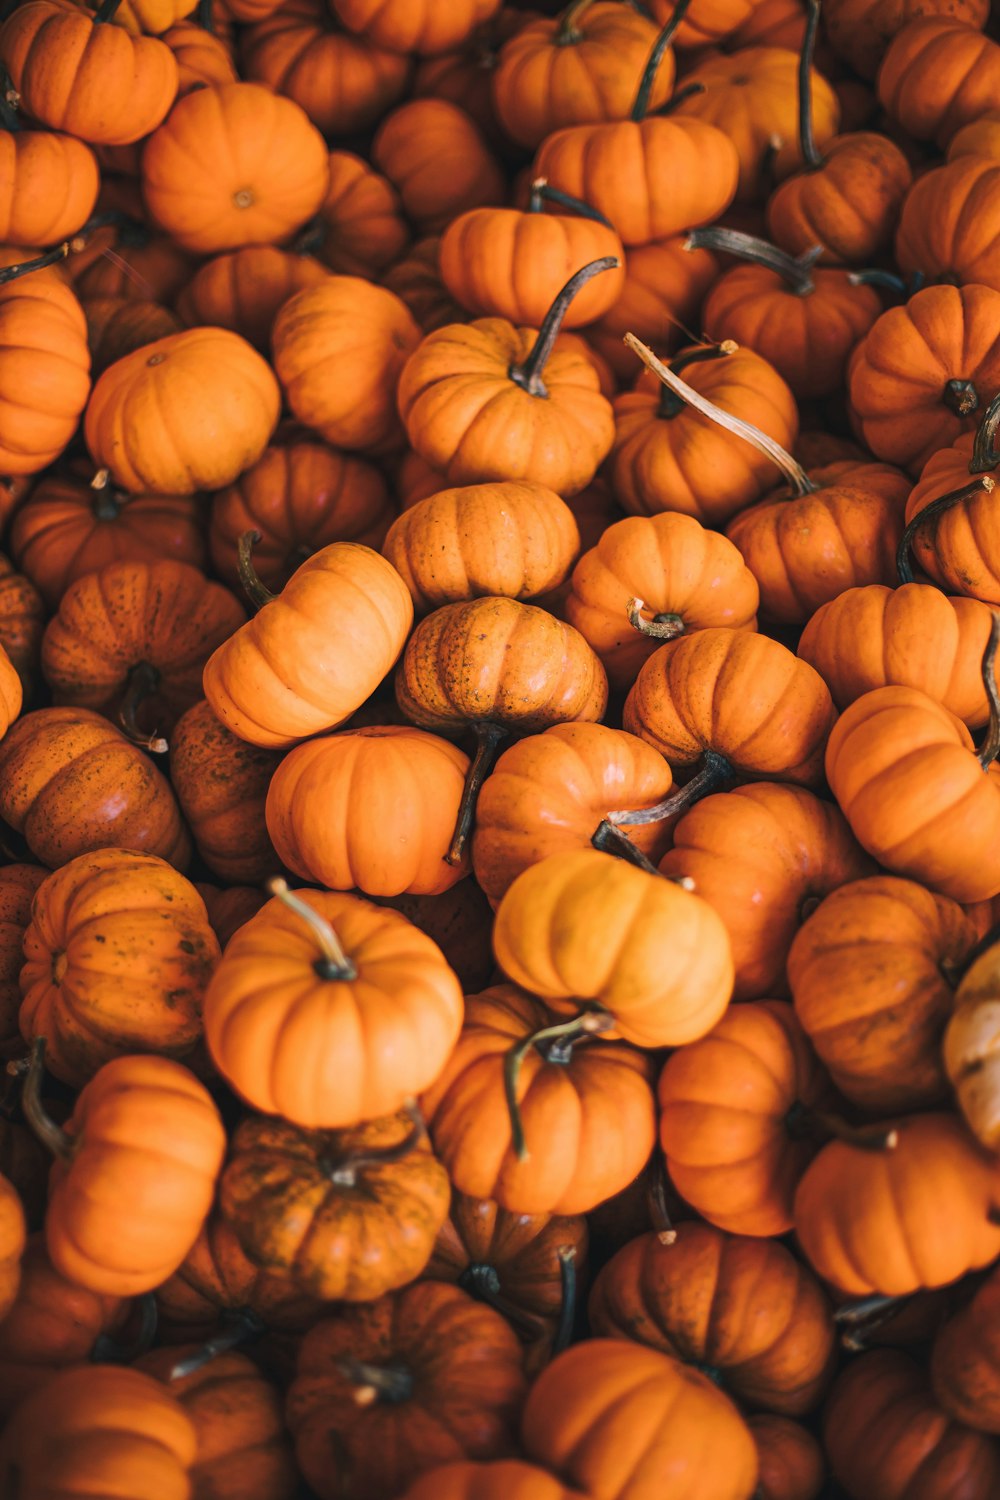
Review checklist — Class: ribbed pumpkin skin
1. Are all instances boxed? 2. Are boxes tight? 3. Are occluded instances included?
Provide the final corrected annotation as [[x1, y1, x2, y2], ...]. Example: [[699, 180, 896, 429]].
[[589, 1224, 835, 1415], [202, 889, 463, 1129], [174, 246, 331, 353], [794, 1113, 1000, 1297], [400, 1460, 590, 1500], [0, 276, 91, 476], [823, 0, 988, 80], [220, 1110, 451, 1302], [161, 19, 239, 92], [19, 849, 218, 1089], [0, 706, 191, 871], [202, 543, 414, 749], [333, 0, 501, 53], [0, 645, 20, 741], [521, 1340, 759, 1500], [84, 329, 281, 496], [0, 864, 46, 1052], [904, 430, 1000, 601], [0, 131, 99, 245], [472, 722, 674, 908], [0, 554, 43, 695], [658, 1000, 829, 1237], [788, 875, 977, 1112], [169, 699, 282, 885], [383, 482, 581, 615], [878, 17, 1000, 147], [931, 1266, 1000, 1432], [372, 99, 506, 234], [748, 1415, 825, 1500], [767, 132, 912, 265], [896, 157, 1000, 293], [659, 783, 874, 1002], [265, 726, 469, 896]]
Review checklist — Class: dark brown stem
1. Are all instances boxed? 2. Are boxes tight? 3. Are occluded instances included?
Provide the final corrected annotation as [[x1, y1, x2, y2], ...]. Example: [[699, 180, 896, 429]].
[[527, 178, 613, 228], [509, 258, 619, 398], [118, 662, 167, 755], [784, 1101, 898, 1152], [627, 597, 685, 640], [555, 0, 596, 44], [0, 69, 18, 132], [896, 476, 995, 585], [195, 0, 213, 30], [91, 1294, 159, 1364], [798, 0, 824, 171], [266, 878, 358, 981], [630, 0, 693, 121], [505, 1012, 615, 1160], [319, 1099, 425, 1187], [237, 530, 276, 611], [684, 228, 822, 296], [94, 0, 124, 22], [834, 1292, 904, 1350], [978, 613, 1000, 770], [446, 721, 508, 866], [458, 1263, 548, 1340], [0, 243, 69, 284], [92, 487, 122, 522], [590, 819, 666, 875], [970, 391, 1000, 475], [655, 79, 705, 115], [22, 1040, 76, 1163], [338, 1359, 414, 1405], [943, 378, 980, 417], [552, 1247, 578, 1355], [657, 342, 736, 419], [604, 750, 734, 828], [167, 1312, 266, 1379], [647, 1158, 678, 1246], [848, 269, 908, 295]]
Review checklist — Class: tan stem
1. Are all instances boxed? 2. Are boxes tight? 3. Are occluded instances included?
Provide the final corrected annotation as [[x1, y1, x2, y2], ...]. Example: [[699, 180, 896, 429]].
[[266, 878, 357, 981], [22, 1039, 76, 1163]]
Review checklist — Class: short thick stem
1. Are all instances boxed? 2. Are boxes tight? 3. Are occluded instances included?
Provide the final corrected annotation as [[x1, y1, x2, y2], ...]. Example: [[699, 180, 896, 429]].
[[22, 1039, 76, 1163], [0, 242, 70, 284], [628, 597, 686, 641], [509, 258, 619, 398], [92, 1294, 159, 1364], [798, 0, 824, 171], [119, 661, 167, 755], [320, 1099, 425, 1186], [92, 487, 122, 522], [266, 878, 358, 981], [943, 378, 980, 417], [167, 1311, 266, 1379], [896, 476, 995, 585], [784, 1101, 898, 1152], [555, 0, 596, 45], [970, 391, 1000, 475], [446, 721, 508, 866], [684, 228, 822, 296], [505, 1012, 615, 1161], [630, 0, 693, 121], [339, 1359, 414, 1406], [238, 530, 276, 611], [605, 750, 734, 828], [625, 333, 817, 496], [978, 613, 1000, 771]]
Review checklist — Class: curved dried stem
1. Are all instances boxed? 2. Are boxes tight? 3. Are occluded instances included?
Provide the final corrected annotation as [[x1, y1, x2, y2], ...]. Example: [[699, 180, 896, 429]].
[[624, 332, 816, 495], [685, 227, 822, 296], [266, 878, 358, 981], [528, 179, 613, 227], [628, 597, 686, 641], [505, 1012, 615, 1160], [970, 391, 1000, 475], [0, 242, 70, 284], [647, 1158, 679, 1245], [446, 721, 508, 866], [166, 1310, 266, 1379], [896, 476, 995, 585], [22, 1039, 75, 1163], [798, 0, 824, 170], [552, 1246, 578, 1355], [785, 1101, 899, 1152], [604, 749, 734, 827], [319, 1099, 425, 1187], [834, 1292, 905, 1350], [657, 342, 736, 418], [92, 1294, 159, 1364], [510, 257, 619, 397], [630, 0, 693, 120], [978, 613, 1000, 771], [556, 0, 597, 44], [459, 1263, 548, 1340], [119, 661, 167, 755], [237, 530, 275, 611]]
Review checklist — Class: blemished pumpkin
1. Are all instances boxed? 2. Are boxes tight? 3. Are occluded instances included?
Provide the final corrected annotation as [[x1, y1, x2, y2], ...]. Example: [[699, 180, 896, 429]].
[[141, 81, 330, 254], [202, 882, 463, 1128], [422, 983, 657, 1216], [823, 0, 988, 79], [286, 1284, 527, 1500], [27, 1047, 226, 1296], [520, 1340, 759, 1500], [931, 1262, 1000, 1432], [492, 849, 734, 1049], [383, 481, 581, 615], [84, 328, 281, 495], [0, 706, 191, 871], [265, 726, 471, 896], [202, 540, 413, 748], [0, 554, 43, 699], [588, 1222, 835, 1415], [658, 1000, 832, 1237], [220, 1107, 450, 1302]]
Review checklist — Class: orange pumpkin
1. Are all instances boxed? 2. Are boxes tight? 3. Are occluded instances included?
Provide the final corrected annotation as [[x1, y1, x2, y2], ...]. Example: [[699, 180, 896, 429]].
[[400, 1460, 589, 1500], [586, 236, 720, 379], [83, 295, 183, 374], [0, 643, 21, 740], [161, 18, 239, 93], [331, 0, 502, 53], [902, 409, 1000, 602], [0, 274, 91, 476], [174, 246, 330, 353], [895, 156, 1000, 294], [0, 864, 46, 1053], [372, 99, 505, 234], [823, 0, 988, 78], [931, 1263, 1000, 1433], [382, 234, 465, 332], [0, 130, 99, 246], [878, 16, 1000, 147], [202, 883, 463, 1128], [768, 130, 913, 264], [748, 1416, 825, 1500], [0, 553, 44, 697], [310, 149, 410, 278]]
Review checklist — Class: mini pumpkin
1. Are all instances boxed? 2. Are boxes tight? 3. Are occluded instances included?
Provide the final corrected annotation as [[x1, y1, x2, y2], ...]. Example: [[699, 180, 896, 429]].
[[174, 246, 330, 353]]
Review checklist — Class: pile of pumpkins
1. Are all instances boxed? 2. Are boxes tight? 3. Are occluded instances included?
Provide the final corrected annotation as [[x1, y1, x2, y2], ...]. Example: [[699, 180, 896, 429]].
[[6, 0, 1000, 1494]]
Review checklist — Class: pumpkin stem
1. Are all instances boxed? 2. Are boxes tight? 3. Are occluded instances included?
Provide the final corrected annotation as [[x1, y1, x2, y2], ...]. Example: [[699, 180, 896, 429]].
[[977, 613, 1000, 771], [446, 720, 508, 866], [167, 1310, 267, 1379], [555, 0, 597, 45], [0, 242, 70, 285], [684, 227, 823, 298], [458, 1263, 549, 1340], [625, 332, 817, 495], [797, 0, 824, 171], [603, 749, 735, 828], [657, 342, 737, 420], [91, 1293, 159, 1364], [647, 1159, 678, 1245], [505, 1011, 615, 1161], [948, 917, 1000, 986], [118, 661, 167, 755], [784, 1101, 898, 1152], [91, 486, 122, 522], [195, 0, 214, 30], [0, 69, 18, 132], [527, 178, 614, 228], [94, 0, 124, 22], [552, 1246, 578, 1355], [590, 819, 666, 875], [834, 1292, 905, 1350], [655, 79, 706, 115], [847, 269, 909, 295], [319, 1099, 426, 1187], [969, 390, 1000, 475], [943, 378, 980, 417], [22, 1039, 76, 1164], [339, 1359, 414, 1405], [265, 878, 358, 981], [237, 530, 276, 611], [627, 597, 686, 641], [630, 0, 693, 121], [895, 476, 995, 585], [509, 257, 619, 398]]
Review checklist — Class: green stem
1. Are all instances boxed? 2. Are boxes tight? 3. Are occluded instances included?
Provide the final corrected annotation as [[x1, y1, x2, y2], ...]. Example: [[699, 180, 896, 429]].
[[552, 1247, 578, 1355], [970, 391, 1000, 475], [603, 749, 735, 828], [895, 476, 995, 585], [798, 0, 824, 171], [527, 179, 613, 227], [509, 257, 619, 398], [446, 721, 508, 866], [658, 342, 736, 419], [505, 1012, 615, 1161], [22, 1040, 75, 1163], [266, 878, 358, 981], [630, 0, 693, 121], [978, 613, 1000, 771], [0, 243, 70, 284], [237, 530, 275, 611], [625, 332, 817, 495], [118, 661, 167, 756], [319, 1100, 425, 1187], [848, 269, 909, 294], [654, 79, 705, 115], [684, 227, 822, 296]]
